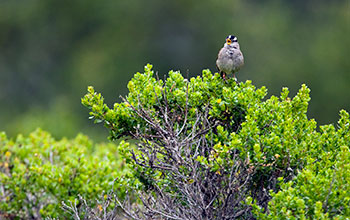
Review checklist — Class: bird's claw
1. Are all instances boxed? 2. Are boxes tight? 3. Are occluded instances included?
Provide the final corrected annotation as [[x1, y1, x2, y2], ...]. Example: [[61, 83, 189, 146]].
[[233, 74, 237, 83], [221, 72, 227, 81]]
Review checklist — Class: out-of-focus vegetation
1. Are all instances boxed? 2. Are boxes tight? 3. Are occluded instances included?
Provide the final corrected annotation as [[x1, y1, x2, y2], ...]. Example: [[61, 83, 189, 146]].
[[0, 0, 349, 140], [0, 129, 132, 219]]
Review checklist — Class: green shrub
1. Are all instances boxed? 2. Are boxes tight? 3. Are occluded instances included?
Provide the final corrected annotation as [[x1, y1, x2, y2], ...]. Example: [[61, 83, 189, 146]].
[[252, 111, 350, 219], [82, 64, 349, 219], [0, 128, 130, 219]]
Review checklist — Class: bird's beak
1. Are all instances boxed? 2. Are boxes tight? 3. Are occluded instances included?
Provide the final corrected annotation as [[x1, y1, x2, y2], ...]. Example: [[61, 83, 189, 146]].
[[226, 39, 232, 45]]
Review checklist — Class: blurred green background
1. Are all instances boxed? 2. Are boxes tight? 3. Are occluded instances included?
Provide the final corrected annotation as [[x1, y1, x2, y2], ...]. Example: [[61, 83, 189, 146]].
[[0, 0, 349, 141]]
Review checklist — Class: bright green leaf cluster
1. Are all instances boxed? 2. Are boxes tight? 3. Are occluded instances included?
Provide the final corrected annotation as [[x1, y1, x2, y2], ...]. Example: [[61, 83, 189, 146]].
[[252, 110, 350, 219], [0, 128, 132, 219]]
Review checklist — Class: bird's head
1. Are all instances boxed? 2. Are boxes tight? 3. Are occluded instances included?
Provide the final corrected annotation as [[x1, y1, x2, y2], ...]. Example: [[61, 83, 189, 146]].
[[226, 35, 238, 45]]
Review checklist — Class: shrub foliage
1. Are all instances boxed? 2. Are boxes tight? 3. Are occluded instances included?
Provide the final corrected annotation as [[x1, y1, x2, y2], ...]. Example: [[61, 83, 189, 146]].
[[1, 64, 347, 219], [0, 129, 129, 219], [82, 64, 350, 219]]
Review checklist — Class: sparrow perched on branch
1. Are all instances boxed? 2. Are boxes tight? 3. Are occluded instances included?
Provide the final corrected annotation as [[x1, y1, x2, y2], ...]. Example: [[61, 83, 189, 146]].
[[216, 35, 244, 80]]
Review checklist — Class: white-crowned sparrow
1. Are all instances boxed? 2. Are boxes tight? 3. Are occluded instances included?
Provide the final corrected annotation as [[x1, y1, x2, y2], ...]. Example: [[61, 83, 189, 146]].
[[216, 35, 244, 80]]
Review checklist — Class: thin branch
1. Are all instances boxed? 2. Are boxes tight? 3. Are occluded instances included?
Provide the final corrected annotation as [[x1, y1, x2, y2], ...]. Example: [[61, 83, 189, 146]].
[[323, 168, 337, 212]]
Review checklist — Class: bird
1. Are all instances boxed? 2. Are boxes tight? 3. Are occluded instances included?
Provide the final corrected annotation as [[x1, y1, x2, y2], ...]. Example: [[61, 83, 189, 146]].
[[216, 35, 244, 81]]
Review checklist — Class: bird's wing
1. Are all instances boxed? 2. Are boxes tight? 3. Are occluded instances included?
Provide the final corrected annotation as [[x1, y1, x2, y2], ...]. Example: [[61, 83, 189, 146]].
[[217, 47, 225, 59]]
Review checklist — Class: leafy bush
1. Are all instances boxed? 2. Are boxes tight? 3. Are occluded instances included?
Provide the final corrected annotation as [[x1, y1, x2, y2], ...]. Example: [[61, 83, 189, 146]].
[[252, 111, 350, 219], [0, 129, 130, 219], [82, 64, 349, 219]]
